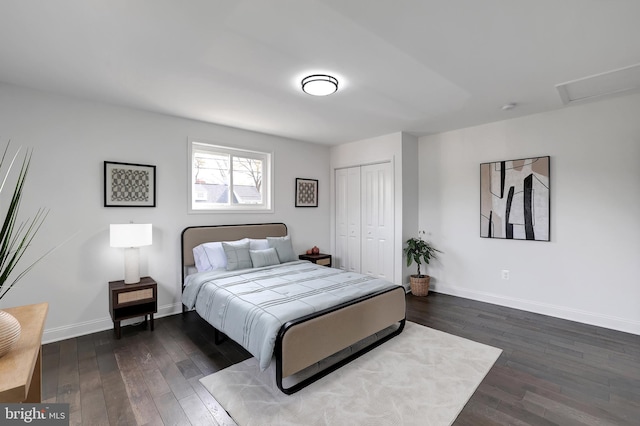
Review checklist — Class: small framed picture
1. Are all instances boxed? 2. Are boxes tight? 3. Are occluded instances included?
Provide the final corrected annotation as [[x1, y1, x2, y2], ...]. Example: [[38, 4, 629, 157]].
[[104, 161, 156, 207], [295, 178, 318, 207]]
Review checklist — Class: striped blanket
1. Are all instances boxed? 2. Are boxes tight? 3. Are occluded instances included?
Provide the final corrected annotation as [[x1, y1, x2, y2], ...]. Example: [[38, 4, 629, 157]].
[[182, 261, 400, 369]]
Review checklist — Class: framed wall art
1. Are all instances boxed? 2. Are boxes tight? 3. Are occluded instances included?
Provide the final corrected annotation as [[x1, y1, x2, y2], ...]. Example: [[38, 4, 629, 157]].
[[104, 161, 156, 207], [295, 178, 318, 207], [480, 156, 550, 241]]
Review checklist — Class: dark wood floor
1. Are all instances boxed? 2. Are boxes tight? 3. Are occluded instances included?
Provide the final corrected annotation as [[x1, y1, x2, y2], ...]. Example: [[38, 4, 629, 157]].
[[42, 293, 640, 425]]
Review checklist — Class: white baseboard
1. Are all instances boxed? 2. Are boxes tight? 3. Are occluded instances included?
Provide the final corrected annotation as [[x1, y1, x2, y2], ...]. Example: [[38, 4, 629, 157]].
[[42, 303, 184, 344], [430, 284, 640, 336]]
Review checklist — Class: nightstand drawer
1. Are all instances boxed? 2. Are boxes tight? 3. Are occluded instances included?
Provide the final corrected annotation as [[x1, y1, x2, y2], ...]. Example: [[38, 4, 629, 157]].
[[118, 288, 153, 304], [316, 257, 331, 266]]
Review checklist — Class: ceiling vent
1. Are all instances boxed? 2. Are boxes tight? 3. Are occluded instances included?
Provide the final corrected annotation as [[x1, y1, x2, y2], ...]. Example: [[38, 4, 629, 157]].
[[556, 63, 640, 105]]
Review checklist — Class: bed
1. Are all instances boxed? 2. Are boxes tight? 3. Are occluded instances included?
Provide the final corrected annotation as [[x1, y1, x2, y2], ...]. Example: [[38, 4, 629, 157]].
[[181, 223, 406, 394]]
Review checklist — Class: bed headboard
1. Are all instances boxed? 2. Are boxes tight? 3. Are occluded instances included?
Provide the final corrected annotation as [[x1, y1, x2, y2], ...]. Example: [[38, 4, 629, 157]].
[[181, 222, 288, 272]]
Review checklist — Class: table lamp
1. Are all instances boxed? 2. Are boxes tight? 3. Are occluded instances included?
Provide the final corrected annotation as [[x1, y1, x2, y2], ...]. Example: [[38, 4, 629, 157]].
[[110, 223, 152, 284]]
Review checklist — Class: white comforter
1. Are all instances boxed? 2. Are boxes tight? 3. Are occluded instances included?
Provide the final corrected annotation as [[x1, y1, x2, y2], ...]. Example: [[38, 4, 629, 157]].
[[182, 261, 400, 369]]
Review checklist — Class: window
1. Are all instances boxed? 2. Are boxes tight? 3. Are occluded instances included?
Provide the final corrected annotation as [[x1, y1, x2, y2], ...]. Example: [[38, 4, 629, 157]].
[[189, 140, 272, 212]]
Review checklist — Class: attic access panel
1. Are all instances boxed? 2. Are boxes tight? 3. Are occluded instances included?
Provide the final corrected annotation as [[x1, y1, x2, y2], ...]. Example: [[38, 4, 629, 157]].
[[480, 156, 550, 241]]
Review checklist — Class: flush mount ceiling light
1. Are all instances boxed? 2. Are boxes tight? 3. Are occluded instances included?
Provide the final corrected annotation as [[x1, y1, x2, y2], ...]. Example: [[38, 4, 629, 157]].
[[301, 74, 338, 96]]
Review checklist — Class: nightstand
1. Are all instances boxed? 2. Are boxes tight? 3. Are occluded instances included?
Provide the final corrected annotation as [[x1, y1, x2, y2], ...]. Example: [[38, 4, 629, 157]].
[[109, 276, 157, 339], [299, 253, 332, 267]]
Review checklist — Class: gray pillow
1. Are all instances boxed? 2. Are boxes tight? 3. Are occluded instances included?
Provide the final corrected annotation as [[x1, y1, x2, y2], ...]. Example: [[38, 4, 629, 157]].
[[249, 248, 281, 268], [222, 240, 252, 271], [267, 236, 296, 263]]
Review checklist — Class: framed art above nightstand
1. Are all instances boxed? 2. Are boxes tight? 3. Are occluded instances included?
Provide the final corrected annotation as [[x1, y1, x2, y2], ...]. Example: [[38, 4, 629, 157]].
[[295, 178, 318, 207], [104, 161, 156, 207]]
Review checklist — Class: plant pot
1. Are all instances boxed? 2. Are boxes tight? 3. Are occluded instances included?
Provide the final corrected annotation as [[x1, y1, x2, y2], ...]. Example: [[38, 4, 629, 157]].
[[410, 275, 430, 296], [0, 310, 21, 358]]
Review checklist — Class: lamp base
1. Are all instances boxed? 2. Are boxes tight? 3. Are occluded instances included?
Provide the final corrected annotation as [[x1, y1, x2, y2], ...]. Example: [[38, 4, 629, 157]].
[[124, 247, 141, 284]]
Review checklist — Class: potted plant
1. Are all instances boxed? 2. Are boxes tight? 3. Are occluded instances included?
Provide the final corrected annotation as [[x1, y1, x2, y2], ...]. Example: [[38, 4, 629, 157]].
[[0, 143, 47, 357], [403, 231, 441, 296]]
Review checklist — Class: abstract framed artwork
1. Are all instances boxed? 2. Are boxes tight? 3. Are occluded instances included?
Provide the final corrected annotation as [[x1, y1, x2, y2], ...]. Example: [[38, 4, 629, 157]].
[[104, 161, 156, 207], [480, 156, 550, 241], [295, 178, 318, 207]]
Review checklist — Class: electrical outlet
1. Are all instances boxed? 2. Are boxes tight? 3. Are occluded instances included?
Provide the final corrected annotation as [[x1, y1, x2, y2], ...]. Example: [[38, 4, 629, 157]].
[[501, 270, 510, 280]]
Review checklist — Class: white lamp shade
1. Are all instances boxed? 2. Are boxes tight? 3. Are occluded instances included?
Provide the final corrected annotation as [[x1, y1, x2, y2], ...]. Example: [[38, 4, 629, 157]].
[[110, 223, 152, 248]]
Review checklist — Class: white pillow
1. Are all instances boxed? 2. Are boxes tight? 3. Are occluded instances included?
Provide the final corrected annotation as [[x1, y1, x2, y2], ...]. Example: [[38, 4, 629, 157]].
[[249, 248, 281, 268], [249, 238, 269, 250], [193, 242, 227, 272], [267, 236, 296, 263], [223, 239, 252, 271]]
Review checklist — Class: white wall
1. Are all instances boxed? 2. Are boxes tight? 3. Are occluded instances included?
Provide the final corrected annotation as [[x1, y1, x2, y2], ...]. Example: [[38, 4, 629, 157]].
[[419, 93, 640, 335], [0, 83, 331, 342], [401, 132, 419, 287]]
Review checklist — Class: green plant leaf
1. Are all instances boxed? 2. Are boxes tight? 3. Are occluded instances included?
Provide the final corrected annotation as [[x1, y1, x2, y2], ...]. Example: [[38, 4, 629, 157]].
[[0, 143, 48, 300], [403, 231, 442, 276]]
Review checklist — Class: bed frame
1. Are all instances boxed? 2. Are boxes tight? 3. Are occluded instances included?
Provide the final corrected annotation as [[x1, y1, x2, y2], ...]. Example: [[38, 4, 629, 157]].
[[181, 223, 406, 394]]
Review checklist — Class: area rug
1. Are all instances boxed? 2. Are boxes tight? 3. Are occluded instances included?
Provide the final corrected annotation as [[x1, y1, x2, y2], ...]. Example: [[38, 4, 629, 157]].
[[200, 322, 502, 426]]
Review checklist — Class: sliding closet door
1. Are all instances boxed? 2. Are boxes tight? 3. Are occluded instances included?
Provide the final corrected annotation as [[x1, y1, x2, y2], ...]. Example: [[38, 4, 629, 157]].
[[360, 163, 394, 280], [335, 167, 361, 272]]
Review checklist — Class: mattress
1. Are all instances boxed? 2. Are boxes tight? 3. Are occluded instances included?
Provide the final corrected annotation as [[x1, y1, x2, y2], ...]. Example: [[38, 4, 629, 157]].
[[182, 260, 401, 369]]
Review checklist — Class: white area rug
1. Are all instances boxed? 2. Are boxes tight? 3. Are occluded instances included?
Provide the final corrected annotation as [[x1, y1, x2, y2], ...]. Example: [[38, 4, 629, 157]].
[[200, 322, 502, 426]]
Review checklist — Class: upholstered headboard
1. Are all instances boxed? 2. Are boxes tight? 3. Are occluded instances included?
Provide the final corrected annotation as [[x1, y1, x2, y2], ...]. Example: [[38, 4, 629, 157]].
[[181, 223, 288, 272]]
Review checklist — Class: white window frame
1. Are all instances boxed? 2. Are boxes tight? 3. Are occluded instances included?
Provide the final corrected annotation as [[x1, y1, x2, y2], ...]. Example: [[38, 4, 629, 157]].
[[188, 139, 273, 213]]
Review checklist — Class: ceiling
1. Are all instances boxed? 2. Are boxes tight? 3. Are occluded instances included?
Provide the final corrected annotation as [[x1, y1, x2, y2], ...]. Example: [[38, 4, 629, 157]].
[[1, 1, 639, 145]]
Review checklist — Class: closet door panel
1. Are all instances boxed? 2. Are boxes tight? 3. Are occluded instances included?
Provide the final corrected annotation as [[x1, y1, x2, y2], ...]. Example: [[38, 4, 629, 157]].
[[335, 169, 349, 270], [361, 166, 376, 276], [335, 167, 361, 272], [361, 163, 394, 280], [347, 167, 361, 272]]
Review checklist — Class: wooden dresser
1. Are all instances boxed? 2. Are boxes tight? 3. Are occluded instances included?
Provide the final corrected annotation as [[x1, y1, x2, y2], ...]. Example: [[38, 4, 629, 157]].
[[0, 302, 48, 402]]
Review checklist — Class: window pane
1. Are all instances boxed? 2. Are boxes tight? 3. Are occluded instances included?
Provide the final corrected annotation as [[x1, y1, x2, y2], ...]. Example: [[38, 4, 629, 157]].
[[232, 156, 263, 204], [193, 151, 230, 205]]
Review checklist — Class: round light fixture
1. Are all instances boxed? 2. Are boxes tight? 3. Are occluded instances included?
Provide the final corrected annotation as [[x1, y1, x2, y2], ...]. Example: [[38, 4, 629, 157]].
[[301, 74, 338, 96]]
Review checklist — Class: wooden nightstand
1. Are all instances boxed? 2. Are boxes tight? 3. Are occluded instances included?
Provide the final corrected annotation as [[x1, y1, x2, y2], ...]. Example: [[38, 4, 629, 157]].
[[109, 276, 157, 339], [299, 253, 332, 267]]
